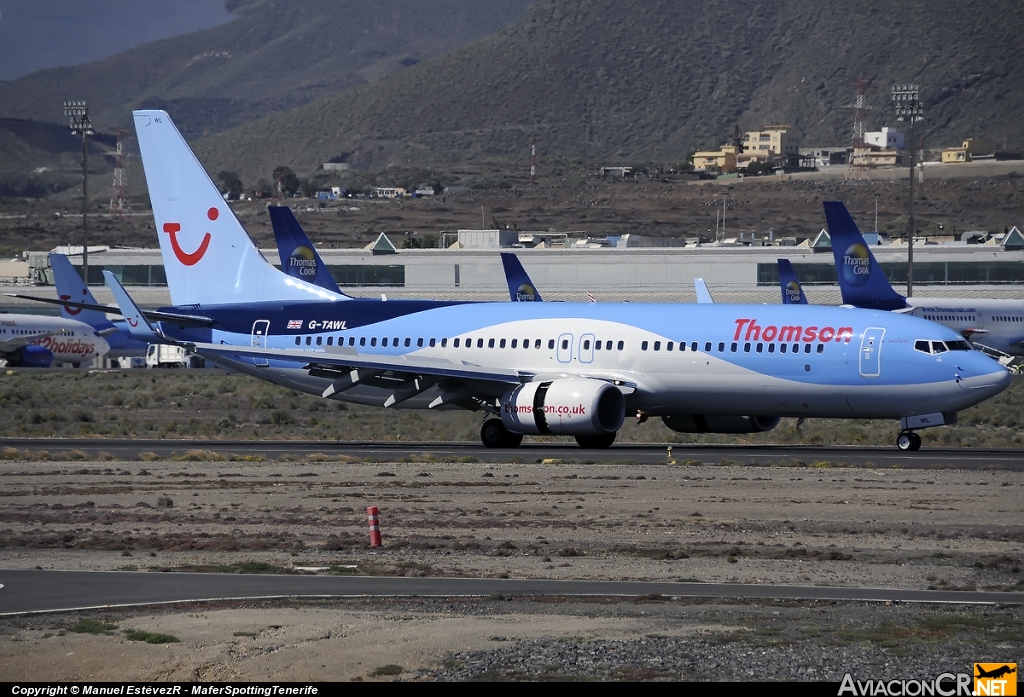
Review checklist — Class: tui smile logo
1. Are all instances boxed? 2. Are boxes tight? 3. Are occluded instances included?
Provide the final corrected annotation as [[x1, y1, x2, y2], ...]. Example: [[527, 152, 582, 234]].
[[163, 207, 217, 266], [59, 294, 82, 316]]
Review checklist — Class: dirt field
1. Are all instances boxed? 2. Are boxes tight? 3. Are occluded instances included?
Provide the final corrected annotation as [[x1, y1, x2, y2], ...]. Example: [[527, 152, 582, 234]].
[[0, 457, 1021, 681]]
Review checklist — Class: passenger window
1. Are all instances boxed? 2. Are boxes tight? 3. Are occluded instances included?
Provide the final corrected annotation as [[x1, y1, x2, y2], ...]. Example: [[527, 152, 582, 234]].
[[306, 336, 312, 346], [617, 341, 624, 350], [316, 336, 323, 346], [704, 342, 712, 352], [691, 342, 698, 352], [488, 338, 495, 348], [816, 344, 824, 354], [548, 339, 555, 349], [767, 343, 774, 353], [584, 339, 592, 350], [666, 342, 673, 351], [359, 337, 366, 347], [405, 338, 411, 347], [680, 342, 687, 352], [779, 343, 786, 353], [348, 337, 355, 347], [731, 342, 737, 352], [370, 337, 377, 347], [756, 343, 763, 353], [744, 342, 751, 352], [382, 337, 389, 347], [804, 344, 811, 354], [429, 338, 435, 347], [653, 341, 660, 351], [718, 342, 724, 352], [454, 338, 460, 348], [477, 338, 484, 348], [294, 337, 300, 346], [511, 339, 518, 348], [417, 338, 423, 347], [535, 339, 541, 349], [562, 339, 569, 350], [642, 341, 649, 351], [595, 340, 602, 350], [441, 338, 447, 347], [523, 338, 529, 348], [500, 339, 506, 348]]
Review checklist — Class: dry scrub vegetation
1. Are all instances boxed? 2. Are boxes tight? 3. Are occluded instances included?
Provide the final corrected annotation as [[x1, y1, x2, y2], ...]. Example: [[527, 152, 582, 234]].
[[0, 370, 1022, 447]]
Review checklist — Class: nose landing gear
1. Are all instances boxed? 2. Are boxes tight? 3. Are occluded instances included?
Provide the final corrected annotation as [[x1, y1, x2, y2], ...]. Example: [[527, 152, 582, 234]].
[[896, 431, 922, 451]]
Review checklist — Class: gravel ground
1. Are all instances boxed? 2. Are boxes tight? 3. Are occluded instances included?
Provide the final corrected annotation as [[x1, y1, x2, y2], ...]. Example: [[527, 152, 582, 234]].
[[0, 457, 1021, 682]]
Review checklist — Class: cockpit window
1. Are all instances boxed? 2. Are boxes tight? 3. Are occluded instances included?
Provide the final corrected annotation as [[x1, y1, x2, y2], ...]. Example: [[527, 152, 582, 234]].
[[916, 339, 972, 354], [946, 340, 971, 351], [930, 341, 948, 354]]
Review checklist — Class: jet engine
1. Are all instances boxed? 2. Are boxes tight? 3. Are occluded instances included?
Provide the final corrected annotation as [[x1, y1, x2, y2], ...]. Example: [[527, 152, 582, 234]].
[[662, 414, 781, 434], [501, 378, 625, 436], [2, 345, 54, 368]]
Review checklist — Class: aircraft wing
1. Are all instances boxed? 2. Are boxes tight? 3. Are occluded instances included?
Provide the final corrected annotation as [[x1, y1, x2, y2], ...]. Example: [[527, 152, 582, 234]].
[[0, 328, 68, 353], [6, 293, 214, 327]]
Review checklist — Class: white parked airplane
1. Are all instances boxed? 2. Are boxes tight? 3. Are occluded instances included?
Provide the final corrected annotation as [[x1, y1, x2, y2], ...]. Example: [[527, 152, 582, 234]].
[[106, 110, 1011, 452], [0, 314, 109, 367]]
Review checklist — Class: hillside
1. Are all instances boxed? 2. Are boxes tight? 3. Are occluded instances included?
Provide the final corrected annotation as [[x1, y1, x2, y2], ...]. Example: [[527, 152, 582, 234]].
[[0, 0, 534, 137], [196, 0, 1024, 184]]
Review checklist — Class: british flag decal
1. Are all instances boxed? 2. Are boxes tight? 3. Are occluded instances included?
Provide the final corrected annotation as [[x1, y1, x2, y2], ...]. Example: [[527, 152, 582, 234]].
[[287, 319, 303, 329]]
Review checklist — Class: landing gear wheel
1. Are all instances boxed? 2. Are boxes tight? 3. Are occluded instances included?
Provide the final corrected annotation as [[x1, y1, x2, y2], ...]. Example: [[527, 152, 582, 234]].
[[896, 431, 921, 451], [574, 432, 617, 449], [480, 419, 522, 448]]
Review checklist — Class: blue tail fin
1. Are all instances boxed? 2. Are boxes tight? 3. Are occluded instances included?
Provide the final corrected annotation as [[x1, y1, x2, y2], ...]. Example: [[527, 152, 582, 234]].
[[824, 201, 907, 311], [268, 206, 345, 295], [500, 253, 543, 301], [49, 253, 116, 330], [777, 258, 808, 305], [132, 110, 348, 306], [694, 278, 714, 303]]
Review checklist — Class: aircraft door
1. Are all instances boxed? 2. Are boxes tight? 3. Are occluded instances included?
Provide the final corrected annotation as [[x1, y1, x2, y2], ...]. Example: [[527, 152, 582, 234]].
[[578, 333, 595, 364], [557, 333, 574, 363], [251, 319, 270, 367], [859, 327, 884, 377]]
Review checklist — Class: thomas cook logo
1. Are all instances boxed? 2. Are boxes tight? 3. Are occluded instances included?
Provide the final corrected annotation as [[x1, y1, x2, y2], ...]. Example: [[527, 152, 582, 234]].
[[841, 243, 872, 287], [162, 207, 217, 266], [975, 663, 1016, 696], [287, 245, 318, 279], [515, 282, 538, 302], [785, 280, 802, 303]]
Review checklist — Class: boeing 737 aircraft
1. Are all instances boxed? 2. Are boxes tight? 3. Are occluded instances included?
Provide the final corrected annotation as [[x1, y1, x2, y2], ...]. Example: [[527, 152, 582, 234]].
[[778, 259, 809, 305], [0, 313, 109, 367], [114, 110, 1010, 452], [825, 201, 1024, 356]]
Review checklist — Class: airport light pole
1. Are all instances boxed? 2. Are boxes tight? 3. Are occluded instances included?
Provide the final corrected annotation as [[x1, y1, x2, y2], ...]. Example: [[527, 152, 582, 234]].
[[64, 101, 94, 284], [892, 85, 923, 297]]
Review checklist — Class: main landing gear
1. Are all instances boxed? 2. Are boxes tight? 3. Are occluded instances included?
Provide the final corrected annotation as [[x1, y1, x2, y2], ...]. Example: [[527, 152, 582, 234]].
[[480, 419, 523, 448], [896, 431, 922, 451], [574, 433, 617, 449]]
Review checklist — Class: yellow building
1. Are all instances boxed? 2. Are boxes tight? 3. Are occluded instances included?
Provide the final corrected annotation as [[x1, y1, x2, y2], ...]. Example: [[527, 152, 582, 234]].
[[851, 147, 899, 166], [742, 125, 798, 159], [942, 147, 969, 163], [693, 145, 737, 173]]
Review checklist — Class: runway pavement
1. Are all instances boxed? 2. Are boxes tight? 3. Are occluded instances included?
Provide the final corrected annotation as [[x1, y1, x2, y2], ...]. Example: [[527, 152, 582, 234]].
[[1, 569, 1023, 615], [1, 437, 1022, 469]]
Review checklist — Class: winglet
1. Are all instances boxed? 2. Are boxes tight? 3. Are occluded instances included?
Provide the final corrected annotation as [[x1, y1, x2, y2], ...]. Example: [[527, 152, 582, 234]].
[[694, 278, 714, 304], [268, 206, 346, 295], [777, 259, 808, 305], [103, 271, 161, 342], [500, 252, 543, 301], [823, 201, 907, 310]]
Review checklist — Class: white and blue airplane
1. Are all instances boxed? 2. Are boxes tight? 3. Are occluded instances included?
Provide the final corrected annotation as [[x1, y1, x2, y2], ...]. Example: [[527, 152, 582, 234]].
[[825, 201, 1024, 357], [0, 312, 109, 368], [108, 110, 1011, 452]]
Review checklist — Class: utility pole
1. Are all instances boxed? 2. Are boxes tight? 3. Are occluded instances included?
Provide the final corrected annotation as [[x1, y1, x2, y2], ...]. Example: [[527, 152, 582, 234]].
[[892, 85, 923, 297], [64, 101, 93, 284]]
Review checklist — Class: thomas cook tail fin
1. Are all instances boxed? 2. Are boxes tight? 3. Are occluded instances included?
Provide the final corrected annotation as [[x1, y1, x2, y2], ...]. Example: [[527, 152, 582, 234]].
[[132, 110, 348, 306], [777, 258, 808, 305], [268, 206, 346, 295], [500, 252, 543, 301], [823, 201, 906, 311]]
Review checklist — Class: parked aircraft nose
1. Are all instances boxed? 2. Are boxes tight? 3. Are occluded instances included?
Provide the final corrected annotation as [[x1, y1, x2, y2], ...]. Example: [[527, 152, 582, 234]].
[[958, 352, 1011, 404]]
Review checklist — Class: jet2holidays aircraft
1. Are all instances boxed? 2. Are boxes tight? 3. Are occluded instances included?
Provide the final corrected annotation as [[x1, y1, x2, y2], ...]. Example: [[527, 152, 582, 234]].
[[113, 110, 1010, 451], [0, 312, 108, 367]]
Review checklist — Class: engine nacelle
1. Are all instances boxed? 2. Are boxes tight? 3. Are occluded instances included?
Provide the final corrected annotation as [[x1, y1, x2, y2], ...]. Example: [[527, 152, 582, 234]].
[[2, 345, 54, 368], [501, 378, 625, 436], [662, 414, 781, 434]]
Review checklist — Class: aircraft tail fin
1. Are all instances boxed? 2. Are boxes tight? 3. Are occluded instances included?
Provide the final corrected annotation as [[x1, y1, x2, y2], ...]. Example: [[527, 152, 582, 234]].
[[777, 258, 808, 305], [132, 110, 348, 306], [48, 253, 116, 329], [694, 278, 714, 304], [500, 252, 543, 301], [103, 271, 161, 343], [268, 206, 346, 295], [823, 201, 907, 311]]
